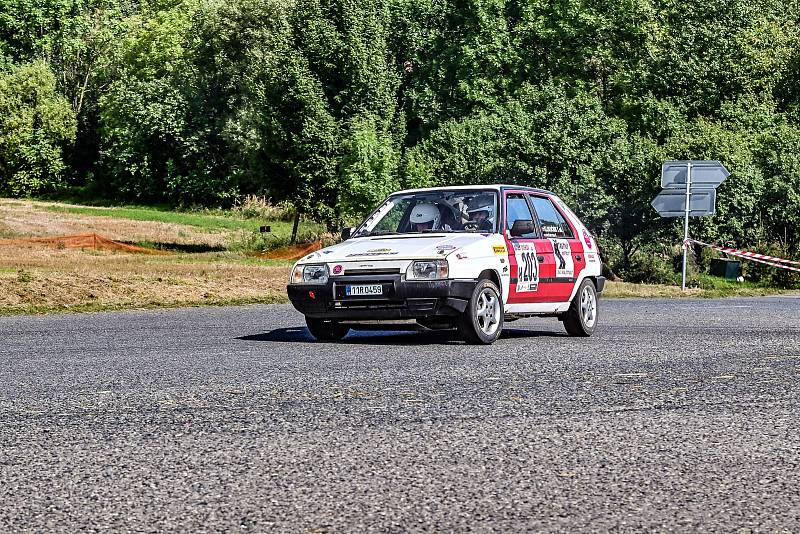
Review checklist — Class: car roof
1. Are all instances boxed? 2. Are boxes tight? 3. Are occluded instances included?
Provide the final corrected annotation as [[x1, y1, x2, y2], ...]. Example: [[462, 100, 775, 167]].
[[393, 184, 557, 196]]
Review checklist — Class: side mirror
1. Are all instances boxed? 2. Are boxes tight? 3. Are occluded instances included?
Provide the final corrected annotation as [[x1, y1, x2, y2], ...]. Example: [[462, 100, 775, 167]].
[[340, 227, 355, 241], [510, 219, 536, 237]]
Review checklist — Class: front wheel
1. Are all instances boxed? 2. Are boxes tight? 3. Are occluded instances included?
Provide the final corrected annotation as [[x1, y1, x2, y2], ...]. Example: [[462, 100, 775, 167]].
[[305, 317, 350, 341], [458, 279, 504, 344], [563, 279, 598, 337]]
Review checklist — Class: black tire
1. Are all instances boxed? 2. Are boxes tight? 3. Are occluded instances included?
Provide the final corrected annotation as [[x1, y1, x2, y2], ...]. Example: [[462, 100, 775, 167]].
[[305, 317, 350, 341], [563, 278, 598, 337], [457, 279, 504, 344]]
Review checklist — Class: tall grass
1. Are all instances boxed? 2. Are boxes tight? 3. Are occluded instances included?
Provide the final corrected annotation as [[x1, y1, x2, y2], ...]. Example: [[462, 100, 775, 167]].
[[230, 195, 296, 222]]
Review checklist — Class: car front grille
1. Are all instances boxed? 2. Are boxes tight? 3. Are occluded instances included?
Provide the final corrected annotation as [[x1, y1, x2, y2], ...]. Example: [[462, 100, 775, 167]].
[[343, 268, 401, 276]]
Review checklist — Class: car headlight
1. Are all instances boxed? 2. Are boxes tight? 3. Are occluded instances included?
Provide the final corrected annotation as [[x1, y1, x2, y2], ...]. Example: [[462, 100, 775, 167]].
[[290, 264, 329, 284], [407, 259, 449, 280]]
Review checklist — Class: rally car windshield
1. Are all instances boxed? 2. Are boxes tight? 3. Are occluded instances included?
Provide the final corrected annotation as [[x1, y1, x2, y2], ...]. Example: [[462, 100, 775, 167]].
[[354, 189, 499, 237]]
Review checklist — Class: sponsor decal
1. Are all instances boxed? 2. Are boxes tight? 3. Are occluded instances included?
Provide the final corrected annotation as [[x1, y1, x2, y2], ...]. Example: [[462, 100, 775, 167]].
[[513, 242, 539, 292], [586, 253, 597, 263], [549, 239, 575, 278], [436, 244, 457, 251], [582, 228, 593, 250], [493, 245, 507, 255], [347, 251, 398, 257], [541, 224, 560, 234], [332, 264, 343, 275], [455, 253, 468, 260], [368, 248, 392, 253]]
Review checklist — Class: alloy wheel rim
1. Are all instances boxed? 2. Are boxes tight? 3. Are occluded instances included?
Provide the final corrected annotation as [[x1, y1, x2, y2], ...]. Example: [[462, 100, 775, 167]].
[[580, 286, 596, 328], [475, 288, 500, 336]]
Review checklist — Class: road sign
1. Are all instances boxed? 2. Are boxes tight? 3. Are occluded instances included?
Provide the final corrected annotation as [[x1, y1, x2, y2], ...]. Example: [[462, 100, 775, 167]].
[[651, 188, 716, 217], [661, 160, 730, 189], [651, 160, 730, 292]]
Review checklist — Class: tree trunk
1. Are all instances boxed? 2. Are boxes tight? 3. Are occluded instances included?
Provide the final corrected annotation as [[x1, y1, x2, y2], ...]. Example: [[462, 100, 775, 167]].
[[291, 210, 300, 244]]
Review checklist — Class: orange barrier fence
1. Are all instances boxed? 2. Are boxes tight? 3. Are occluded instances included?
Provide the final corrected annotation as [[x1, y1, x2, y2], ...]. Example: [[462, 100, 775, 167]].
[[256, 241, 323, 260], [0, 233, 169, 254]]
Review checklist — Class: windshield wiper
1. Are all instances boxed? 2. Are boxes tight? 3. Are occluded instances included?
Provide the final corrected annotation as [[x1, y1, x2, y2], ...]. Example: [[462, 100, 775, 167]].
[[419, 229, 480, 233], [357, 229, 398, 237]]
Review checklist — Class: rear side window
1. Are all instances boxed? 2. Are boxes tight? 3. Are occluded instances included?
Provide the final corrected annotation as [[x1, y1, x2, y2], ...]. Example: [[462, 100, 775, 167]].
[[505, 194, 537, 238], [529, 196, 573, 238]]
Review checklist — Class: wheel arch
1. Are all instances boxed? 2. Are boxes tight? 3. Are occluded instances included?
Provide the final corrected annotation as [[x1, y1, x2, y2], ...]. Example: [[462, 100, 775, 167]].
[[477, 269, 502, 294], [568, 274, 598, 302]]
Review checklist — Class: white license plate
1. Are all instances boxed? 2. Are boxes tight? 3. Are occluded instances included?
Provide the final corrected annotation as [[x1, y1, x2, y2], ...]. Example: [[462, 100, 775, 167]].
[[345, 284, 383, 296]]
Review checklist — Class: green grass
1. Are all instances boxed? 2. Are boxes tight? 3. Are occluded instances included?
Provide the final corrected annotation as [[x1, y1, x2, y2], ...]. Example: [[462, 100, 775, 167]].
[[604, 274, 793, 299], [688, 273, 797, 297], [41, 203, 323, 236]]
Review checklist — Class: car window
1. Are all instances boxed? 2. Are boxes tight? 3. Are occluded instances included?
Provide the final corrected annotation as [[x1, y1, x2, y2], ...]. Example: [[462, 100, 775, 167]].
[[355, 189, 498, 236], [371, 198, 411, 233], [505, 194, 537, 238], [529, 196, 574, 238]]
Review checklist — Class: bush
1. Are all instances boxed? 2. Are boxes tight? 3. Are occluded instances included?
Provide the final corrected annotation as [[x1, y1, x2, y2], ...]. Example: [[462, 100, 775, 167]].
[[228, 229, 336, 253], [0, 61, 76, 196], [231, 195, 296, 222], [617, 250, 678, 285], [740, 244, 800, 288]]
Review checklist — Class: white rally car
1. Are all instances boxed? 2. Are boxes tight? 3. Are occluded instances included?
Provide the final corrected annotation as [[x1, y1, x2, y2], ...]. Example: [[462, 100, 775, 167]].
[[287, 185, 605, 344]]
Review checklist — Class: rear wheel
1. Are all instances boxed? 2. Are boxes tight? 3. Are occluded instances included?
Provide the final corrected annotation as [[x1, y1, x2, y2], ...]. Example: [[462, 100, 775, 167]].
[[458, 279, 504, 344], [305, 317, 350, 341], [563, 279, 598, 337]]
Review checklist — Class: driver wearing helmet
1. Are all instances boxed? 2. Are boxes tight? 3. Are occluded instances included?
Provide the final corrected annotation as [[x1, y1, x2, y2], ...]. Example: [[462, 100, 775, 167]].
[[466, 195, 495, 232], [409, 202, 442, 231]]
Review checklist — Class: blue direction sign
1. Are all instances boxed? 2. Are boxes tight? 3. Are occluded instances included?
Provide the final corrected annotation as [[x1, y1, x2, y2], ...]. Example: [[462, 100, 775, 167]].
[[651, 188, 716, 218], [661, 160, 730, 189]]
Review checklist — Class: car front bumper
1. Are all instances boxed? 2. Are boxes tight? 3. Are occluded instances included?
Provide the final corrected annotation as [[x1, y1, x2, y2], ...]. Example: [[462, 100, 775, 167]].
[[287, 275, 477, 320]]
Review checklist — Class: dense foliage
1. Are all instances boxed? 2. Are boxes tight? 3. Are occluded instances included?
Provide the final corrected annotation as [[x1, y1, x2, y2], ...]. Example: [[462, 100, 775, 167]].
[[1, 0, 799, 283]]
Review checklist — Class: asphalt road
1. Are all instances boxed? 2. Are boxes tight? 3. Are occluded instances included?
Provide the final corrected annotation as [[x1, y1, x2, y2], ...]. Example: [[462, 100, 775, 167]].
[[1, 296, 799, 533]]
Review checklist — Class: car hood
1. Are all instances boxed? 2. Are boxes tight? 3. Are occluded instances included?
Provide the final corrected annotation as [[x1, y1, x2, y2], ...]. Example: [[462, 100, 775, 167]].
[[300, 233, 490, 263]]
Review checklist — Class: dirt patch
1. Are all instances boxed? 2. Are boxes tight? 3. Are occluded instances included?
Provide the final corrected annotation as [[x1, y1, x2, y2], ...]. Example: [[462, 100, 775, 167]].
[[0, 199, 233, 246], [0, 199, 294, 314], [0, 245, 291, 314]]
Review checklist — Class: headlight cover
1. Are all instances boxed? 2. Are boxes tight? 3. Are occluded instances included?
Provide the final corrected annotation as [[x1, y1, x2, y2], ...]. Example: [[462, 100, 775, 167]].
[[290, 264, 329, 284], [407, 259, 449, 280]]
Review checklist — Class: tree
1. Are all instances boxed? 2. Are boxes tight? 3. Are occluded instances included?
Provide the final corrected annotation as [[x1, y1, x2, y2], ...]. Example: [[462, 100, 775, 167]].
[[408, 84, 626, 225], [338, 115, 401, 222], [98, 1, 236, 204], [0, 61, 76, 196]]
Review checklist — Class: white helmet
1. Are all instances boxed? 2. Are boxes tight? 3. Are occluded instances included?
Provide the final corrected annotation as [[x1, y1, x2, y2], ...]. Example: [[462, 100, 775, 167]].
[[410, 202, 441, 229], [467, 195, 495, 220]]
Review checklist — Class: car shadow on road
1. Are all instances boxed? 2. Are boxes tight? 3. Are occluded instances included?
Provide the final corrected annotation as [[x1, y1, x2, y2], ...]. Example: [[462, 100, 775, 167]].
[[237, 327, 565, 346]]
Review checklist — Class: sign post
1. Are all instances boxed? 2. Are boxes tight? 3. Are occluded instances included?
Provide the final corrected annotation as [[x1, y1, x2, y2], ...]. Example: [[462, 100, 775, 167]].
[[681, 162, 692, 291], [651, 160, 730, 290]]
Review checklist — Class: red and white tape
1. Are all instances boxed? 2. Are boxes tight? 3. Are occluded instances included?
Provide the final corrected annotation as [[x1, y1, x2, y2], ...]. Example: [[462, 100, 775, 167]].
[[684, 238, 800, 273]]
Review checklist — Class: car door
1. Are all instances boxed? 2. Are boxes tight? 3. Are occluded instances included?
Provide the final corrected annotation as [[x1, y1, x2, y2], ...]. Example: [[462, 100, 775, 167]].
[[503, 192, 556, 304], [528, 194, 586, 303]]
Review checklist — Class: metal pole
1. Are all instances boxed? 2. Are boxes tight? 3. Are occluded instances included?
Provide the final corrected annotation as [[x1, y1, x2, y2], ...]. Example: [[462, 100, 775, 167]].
[[681, 161, 692, 291]]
